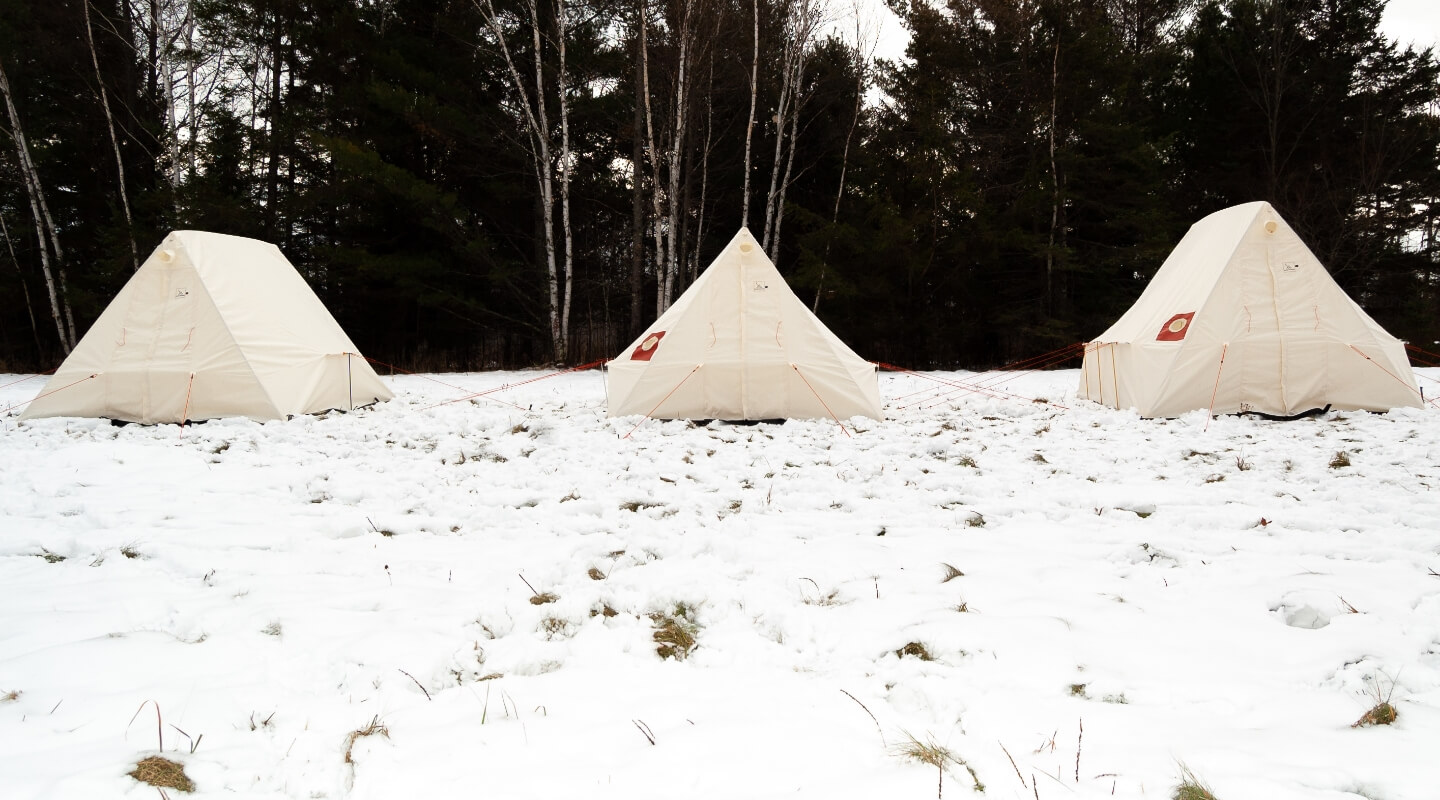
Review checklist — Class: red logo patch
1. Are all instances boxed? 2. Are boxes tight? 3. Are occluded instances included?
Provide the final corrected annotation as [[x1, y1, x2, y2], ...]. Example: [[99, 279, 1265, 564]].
[[1156, 312, 1195, 341], [630, 331, 666, 361]]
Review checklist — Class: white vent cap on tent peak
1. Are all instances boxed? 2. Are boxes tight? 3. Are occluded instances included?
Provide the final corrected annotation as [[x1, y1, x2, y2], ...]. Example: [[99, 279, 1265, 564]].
[[158, 248, 177, 263], [1264, 220, 1278, 234]]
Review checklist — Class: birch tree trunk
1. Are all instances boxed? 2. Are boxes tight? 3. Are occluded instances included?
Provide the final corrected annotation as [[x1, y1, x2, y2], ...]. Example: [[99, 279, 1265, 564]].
[[1046, 38, 1059, 316], [814, 4, 874, 312], [475, 0, 564, 361], [761, 0, 817, 257], [637, 0, 667, 318], [0, 210, 44, 357], [661, 8, 693, 311], [740, 0, 758, 227], [629, 14, 645, 336], [83, 0, 140, 271], [557, 0, 573, 361], [0, 59, 76, 352]]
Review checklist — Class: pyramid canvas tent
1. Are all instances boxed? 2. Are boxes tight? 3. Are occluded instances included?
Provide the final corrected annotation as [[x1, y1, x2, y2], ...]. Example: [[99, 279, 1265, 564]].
[[1079, 202, 1420, 418], [22, 231, 393, 424], [607, 227, 881, 421]]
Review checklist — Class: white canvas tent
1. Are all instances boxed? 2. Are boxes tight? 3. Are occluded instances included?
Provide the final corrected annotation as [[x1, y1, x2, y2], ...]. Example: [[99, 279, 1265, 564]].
[[1079, 201, 1421, 418], [607, 227, 881, 421], [21, 230, 393, 424]]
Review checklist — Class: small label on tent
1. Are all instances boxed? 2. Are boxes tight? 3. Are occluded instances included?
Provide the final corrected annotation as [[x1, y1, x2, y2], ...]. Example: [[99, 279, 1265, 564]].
[[1156, 312, 1195, 341], [631, 331, 666, 361], [752, 281, 769, 292], [1281, 262, 1301, 273], [174, 288, 190, 298]]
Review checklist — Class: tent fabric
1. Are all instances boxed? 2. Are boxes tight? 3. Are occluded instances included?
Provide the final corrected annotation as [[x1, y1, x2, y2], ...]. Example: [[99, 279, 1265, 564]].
[[1079, 201, 1421, 418], [607, 227, 882, 421], [22, 231, 393, 424]]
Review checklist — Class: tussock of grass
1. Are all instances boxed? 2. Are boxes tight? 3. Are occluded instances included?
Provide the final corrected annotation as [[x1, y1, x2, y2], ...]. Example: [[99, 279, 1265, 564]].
[[529, 592, 559, 605], [896, 641, 933, 661], [940, 563, 964, 582], [1, 689, 20, 702], [37, 549, 65, 563], [1069, 683, 1088, 697], [620, 500, 663, 512], [894, 733, 984, 796], [587, 567, 605, 580], [120, 543, 142, 559], [343, 715, 389, 764], [1353, 701, 1397, 727], [1329, 451, 1351, 469], [1172, 764, 1216, 799], [651, 605, 699, 660], [130, 755, 194, 793]]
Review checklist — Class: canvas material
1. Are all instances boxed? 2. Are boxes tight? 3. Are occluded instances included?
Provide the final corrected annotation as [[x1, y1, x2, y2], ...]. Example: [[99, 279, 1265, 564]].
[[607, 227, 881, 420], [22, 231, 393, 424], [1080, 202, 1420, 417]]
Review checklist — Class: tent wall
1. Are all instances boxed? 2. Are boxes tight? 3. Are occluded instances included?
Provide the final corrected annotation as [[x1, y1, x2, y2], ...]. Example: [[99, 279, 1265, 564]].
[[1081, 202, 1420, 418], [607, 228, 881, 421], [21, 231, 392, 424]]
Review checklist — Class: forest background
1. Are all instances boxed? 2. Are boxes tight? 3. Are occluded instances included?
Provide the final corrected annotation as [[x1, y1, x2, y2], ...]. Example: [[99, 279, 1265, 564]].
[[1, 0, 1437, 372]]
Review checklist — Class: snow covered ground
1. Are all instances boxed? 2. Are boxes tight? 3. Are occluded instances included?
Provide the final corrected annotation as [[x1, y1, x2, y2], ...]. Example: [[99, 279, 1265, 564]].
[[2, 367, 1438, 800]]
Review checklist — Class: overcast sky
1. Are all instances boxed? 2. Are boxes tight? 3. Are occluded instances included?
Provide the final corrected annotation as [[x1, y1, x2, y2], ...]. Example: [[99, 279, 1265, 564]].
[[862, 0, 1440, 65]]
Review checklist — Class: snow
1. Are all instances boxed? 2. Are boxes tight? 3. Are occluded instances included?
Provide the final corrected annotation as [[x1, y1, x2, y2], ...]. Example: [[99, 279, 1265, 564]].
[[2, 367, 1438, 799]]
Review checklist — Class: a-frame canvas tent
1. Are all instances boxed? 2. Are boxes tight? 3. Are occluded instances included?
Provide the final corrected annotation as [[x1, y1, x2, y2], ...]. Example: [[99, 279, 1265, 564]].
[[607, 227, 882, 421], [1079, 201, 1421, 418], [21, 230, 393, 424]]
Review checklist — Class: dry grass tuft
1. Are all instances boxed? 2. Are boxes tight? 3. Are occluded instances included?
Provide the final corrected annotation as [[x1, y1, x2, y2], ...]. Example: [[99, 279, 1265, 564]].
[[940, 563, 964, 582], [529, 592, 559, 605], [1329, 451, 1351, 469], [587, 567, 605, 580], [120, 543, 142, 559], [130, 756, 194, 793], [1353, 676, 1399, 727], [896, 641, 933, 661], [651, 605, 699, 660], [1172, 764, 1217, 800], [1352, 701, 1397, 727], [894, 732, 984, 796], [37, 549, 65, 563], [343, 715, 390, 764], [1, 689, 19, 702]]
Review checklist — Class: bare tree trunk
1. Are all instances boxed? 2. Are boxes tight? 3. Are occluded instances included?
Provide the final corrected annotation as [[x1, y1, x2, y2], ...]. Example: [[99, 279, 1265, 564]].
[[1046, 38, 1059, 317], [661, 8, 693, 310], [638, 0, 666, 318], [186, 2, 197, 178], [814, 7, 873, 313], [762, 0, 817, 255], [157, 0, 180, 189], [629, 15, 645, 336], [265, 7, 283, 236], [83, 0, 140, 271], [760, 38, 794, 252], [557, 0, 574, 361], [768, 59, 804, 262], [475, 0, 564, 361], [0, 209, 44, 357], [692, 51, 715, 285], [740, 0, 758, 227], [0, 59, 76, 352]]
